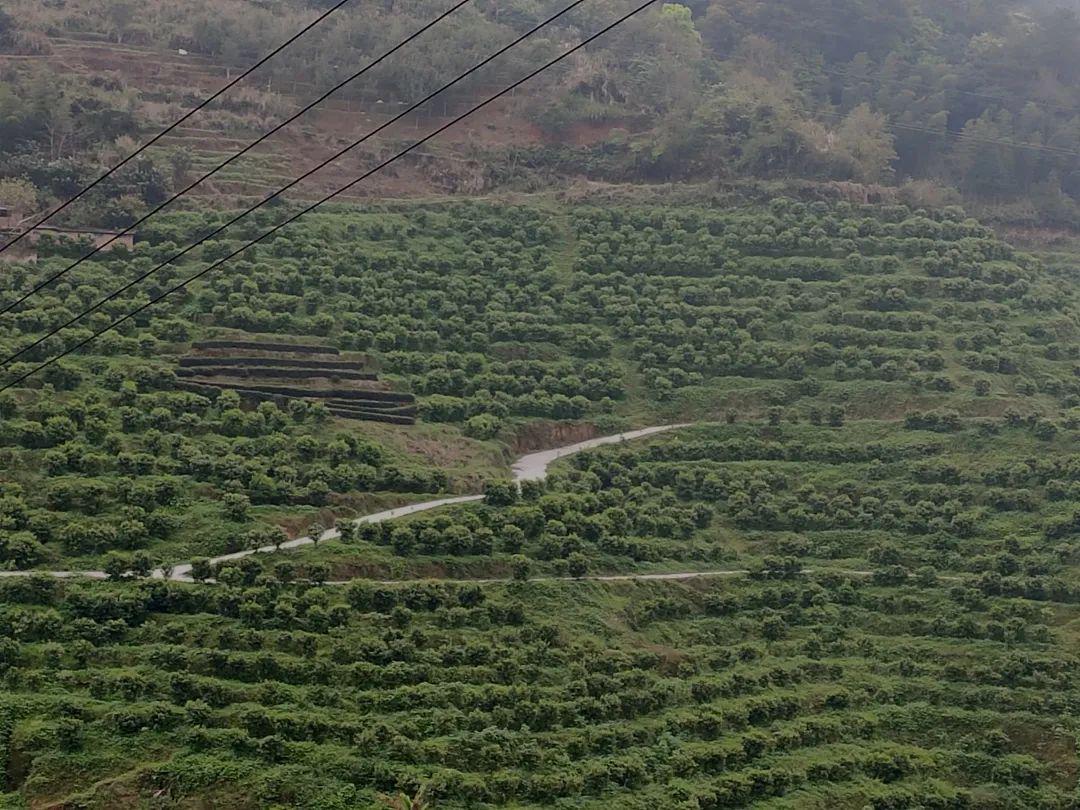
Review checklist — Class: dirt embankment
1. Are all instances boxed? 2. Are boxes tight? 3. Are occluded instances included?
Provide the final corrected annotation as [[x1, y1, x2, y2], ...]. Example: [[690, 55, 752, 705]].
[[511, 420, 598, 454]]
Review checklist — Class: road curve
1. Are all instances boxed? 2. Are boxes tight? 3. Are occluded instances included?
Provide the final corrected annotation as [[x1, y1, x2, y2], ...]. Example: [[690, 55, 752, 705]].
[[2, 424, 690, 583], [512, 424, 691, 482]]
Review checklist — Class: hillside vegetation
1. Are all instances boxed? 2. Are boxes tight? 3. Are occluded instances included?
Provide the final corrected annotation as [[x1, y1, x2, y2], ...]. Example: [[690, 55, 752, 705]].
[[0, 194, 1080, 807], [2, 0, 1080, 807], [2, 197, 1079, 573], [2, 0, 1080, 225], [1, 570, 1077, 808]]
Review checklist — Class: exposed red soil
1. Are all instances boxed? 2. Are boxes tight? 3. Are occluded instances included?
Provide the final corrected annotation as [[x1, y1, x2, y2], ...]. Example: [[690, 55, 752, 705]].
[[511, 420, 599, 453]]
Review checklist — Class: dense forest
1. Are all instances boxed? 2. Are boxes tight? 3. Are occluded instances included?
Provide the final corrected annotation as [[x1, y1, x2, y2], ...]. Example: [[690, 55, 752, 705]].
[[2, 0, 1080, 225], [2, 0, 1080, 807]]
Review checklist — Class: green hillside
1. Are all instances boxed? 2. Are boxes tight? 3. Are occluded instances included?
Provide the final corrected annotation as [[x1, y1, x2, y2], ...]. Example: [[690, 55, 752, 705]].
[[3, 196, 1079, 572], [1, 192, 1080, 806], [1, 571, 1077, 808], [3, 0, 1080, 222], [2, 2, 1080, 804]]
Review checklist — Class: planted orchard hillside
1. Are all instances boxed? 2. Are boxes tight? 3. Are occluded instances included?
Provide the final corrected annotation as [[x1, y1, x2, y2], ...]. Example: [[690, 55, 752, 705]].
[[1, 198, 1080, 577], [2, 0, 1080, 803], [565, 202, 1078, 416], [8, 199, 1078, 430], [0, 374, 448, 573], [164, 199, 1080, 426], [0, 573, 1075, 807], [1, 196, 1080, 805], [548, 418, 1080, 590], [285, 419, 1080, 594]]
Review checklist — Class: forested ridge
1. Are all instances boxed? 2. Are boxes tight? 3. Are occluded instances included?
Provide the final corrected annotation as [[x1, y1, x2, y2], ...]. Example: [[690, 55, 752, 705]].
[[3, 0, 1080, 225]]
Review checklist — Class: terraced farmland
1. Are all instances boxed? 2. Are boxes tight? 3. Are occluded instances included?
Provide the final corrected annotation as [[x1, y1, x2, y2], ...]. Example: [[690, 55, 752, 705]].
[[176, 340, 417, 425], [0, 573, 1075, 808], [2, 0, 1080, 804], [2, 196, 1080, 807]]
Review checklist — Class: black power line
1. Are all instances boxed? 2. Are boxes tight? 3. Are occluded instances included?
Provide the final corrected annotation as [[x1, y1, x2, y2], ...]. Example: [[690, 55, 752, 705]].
[[0, 0, 474, 317], [0, 0, 592, 377], [0, 0, 356, 257], [0, 0, 660, 394]]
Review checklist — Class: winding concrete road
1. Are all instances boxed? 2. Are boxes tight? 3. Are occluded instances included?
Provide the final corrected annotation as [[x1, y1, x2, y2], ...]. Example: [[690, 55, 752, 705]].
[[511, 424, 689, 482], [0, 424, 690, 583]]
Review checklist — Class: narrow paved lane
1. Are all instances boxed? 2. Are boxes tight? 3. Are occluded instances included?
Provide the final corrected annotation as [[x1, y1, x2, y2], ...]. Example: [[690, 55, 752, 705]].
[[511, 424, 691, 481], [167, 494, 487, 580], [169, 424, 689, 580], [3, 424, 689, 583]]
